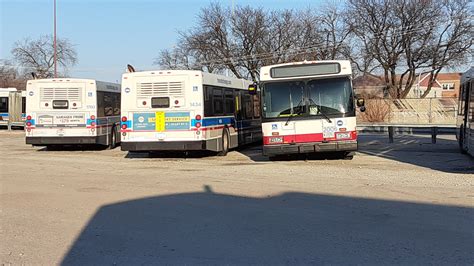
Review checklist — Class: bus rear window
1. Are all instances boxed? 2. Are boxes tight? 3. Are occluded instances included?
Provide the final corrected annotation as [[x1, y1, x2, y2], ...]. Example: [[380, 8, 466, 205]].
[[152, 97, 169, 108], [53, 100, 69, 109]]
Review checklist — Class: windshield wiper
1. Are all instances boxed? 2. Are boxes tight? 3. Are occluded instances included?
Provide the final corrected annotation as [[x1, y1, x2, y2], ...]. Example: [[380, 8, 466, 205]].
[[309, 98, 332, 123], [285, 99, 304, 126]]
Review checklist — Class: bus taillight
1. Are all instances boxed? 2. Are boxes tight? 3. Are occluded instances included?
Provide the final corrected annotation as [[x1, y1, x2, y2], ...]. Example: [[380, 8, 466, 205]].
[[195, 114, 201, 120], [122, 124, 127, 129], [196, 122, 201, 128], [142, 101, 147, 106], [121, 116, 127, 122], [26, 122, 32, 127], [26, 115, 32, 120], [90, 115, 96, 120], [91, 121, 96, 127]]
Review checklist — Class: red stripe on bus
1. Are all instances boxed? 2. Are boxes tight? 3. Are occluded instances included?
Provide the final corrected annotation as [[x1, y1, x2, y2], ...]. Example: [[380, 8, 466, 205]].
[[263, 131, 357, 145], [123, 126, 230, 133]]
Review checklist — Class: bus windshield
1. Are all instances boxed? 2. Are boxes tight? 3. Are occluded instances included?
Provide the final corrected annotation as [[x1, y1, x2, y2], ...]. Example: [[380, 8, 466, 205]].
[[262, 77, 353, 118]]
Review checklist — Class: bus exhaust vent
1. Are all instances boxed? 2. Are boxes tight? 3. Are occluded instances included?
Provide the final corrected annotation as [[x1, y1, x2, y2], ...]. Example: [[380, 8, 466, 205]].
[[40, 88, 82, 101], [137, 81, 184, 98]]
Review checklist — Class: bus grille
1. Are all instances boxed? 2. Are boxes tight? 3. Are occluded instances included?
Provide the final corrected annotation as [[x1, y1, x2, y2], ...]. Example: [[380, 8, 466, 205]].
[[40, 88, 82, 101], [137, 81, 184, 98]]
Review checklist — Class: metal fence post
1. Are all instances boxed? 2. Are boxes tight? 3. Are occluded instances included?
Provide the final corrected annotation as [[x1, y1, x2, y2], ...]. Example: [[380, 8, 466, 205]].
[[431, 127, 438, 144], [428, 98, 432, 124], [388, 126, 394, 143]]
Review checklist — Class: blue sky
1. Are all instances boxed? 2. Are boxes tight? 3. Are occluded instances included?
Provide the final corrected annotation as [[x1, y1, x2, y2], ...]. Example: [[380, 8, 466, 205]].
[[1, 0, 326, 82]]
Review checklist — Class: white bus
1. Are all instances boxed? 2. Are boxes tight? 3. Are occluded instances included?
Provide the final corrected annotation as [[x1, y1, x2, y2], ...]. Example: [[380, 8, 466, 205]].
[[25, 78, 121, 148], [0, 88, 26, 125], [257, 60, 365, 159], [457, 66, 474, 156], [120, 69, 262, 155]]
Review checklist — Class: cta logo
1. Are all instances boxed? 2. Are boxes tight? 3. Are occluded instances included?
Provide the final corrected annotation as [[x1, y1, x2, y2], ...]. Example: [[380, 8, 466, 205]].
[[337, 120, 343, 126]]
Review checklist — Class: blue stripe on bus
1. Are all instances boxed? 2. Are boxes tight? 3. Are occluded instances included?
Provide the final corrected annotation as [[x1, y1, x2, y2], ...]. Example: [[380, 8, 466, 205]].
[[197, 117, 234, 127]]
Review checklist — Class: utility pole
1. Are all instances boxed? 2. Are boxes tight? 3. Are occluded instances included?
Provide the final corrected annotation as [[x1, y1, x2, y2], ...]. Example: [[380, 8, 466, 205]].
[[53, 0, 57, 78]]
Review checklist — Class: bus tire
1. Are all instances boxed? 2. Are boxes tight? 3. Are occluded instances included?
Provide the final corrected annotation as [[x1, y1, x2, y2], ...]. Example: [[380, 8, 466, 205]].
[[343, 152, 354, 160], [109, 126, 118, 149], [217, 128, 230, 156]]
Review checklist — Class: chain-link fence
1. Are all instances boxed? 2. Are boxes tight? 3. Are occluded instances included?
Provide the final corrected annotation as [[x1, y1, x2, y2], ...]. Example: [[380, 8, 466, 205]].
[[357, 98, 458, 125]]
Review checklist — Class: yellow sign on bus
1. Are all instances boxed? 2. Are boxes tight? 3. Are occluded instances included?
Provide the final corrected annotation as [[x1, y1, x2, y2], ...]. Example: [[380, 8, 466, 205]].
[[155, 111, 165, 132]]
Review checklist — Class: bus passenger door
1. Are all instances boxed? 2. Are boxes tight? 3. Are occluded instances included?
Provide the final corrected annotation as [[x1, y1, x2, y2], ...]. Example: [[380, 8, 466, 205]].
[[235, 92, 245, 145]]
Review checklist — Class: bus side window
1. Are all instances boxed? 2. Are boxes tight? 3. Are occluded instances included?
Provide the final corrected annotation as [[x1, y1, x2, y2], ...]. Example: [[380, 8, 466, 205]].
[[113, 93, 121, 116], [97, 91, 105, 117], [224, 88, 234, 115], [0, 97, 8, 113], [204, 86, 213, 117], [22, 97, 26, 114], [213, 88, 224, 115], [252, 94, 260, 118], [242, 92, 253, 119], [103, 93, 114, 116]]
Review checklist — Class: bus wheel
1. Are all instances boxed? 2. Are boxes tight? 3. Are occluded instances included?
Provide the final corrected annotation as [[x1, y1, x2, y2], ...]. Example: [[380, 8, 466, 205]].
[[217, 128, 230, 156], [341, 151, 354, 160], [109, 126, 117, 149]]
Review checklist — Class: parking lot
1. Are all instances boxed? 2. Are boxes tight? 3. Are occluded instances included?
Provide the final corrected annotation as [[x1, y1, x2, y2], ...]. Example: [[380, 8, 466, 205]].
[[1, 130, 473, 264]]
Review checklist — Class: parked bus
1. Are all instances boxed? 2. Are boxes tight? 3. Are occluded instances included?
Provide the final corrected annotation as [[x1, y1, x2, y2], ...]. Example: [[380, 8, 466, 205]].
[[257, 60, 365, 159], [0, 88, 26, 125], [457, 67, 474, 156], [120, 69, 261, 155], [25, 78, 121, 148]]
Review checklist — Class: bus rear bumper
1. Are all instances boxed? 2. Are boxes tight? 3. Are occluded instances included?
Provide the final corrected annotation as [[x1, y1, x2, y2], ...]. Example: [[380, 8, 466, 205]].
[[26, 136, 98, 145], [263, 140, 357, 156], [121, 141, 206, 152]]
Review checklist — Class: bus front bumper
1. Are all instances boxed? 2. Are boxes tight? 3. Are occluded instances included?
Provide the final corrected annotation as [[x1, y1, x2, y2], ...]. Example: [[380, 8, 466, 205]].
[[263, 140, 357, 156], [121, 141, 206, 151], [26, 136, 98, 145]]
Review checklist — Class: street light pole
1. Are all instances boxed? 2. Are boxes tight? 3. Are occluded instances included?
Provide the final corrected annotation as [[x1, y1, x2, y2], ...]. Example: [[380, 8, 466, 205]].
[[53, 0, 57, 78]]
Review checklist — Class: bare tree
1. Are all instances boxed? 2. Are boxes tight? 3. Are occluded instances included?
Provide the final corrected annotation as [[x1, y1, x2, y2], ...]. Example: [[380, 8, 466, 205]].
[[11, 35, 77, 78], [0, 60, 27, 89], [155, 3, 352, 82], [347, 0, 472, 98], [419, 0, 473, 98]]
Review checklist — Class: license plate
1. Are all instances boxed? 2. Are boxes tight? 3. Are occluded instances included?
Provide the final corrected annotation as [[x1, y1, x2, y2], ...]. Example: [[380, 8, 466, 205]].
[[336, 132, 351, 139], [155, 132, 166, 140], [56, 128, 65, 136], [269, 136, 283, 143]]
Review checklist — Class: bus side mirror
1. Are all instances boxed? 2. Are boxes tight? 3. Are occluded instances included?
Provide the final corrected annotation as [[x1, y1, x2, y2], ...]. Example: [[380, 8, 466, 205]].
[[248, 83, 257, 95]]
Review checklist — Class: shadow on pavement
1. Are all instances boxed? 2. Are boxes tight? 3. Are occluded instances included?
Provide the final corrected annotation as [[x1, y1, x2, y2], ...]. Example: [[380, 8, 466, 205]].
[[62, 186, 473, 265], [358, 134, 474, 174]]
